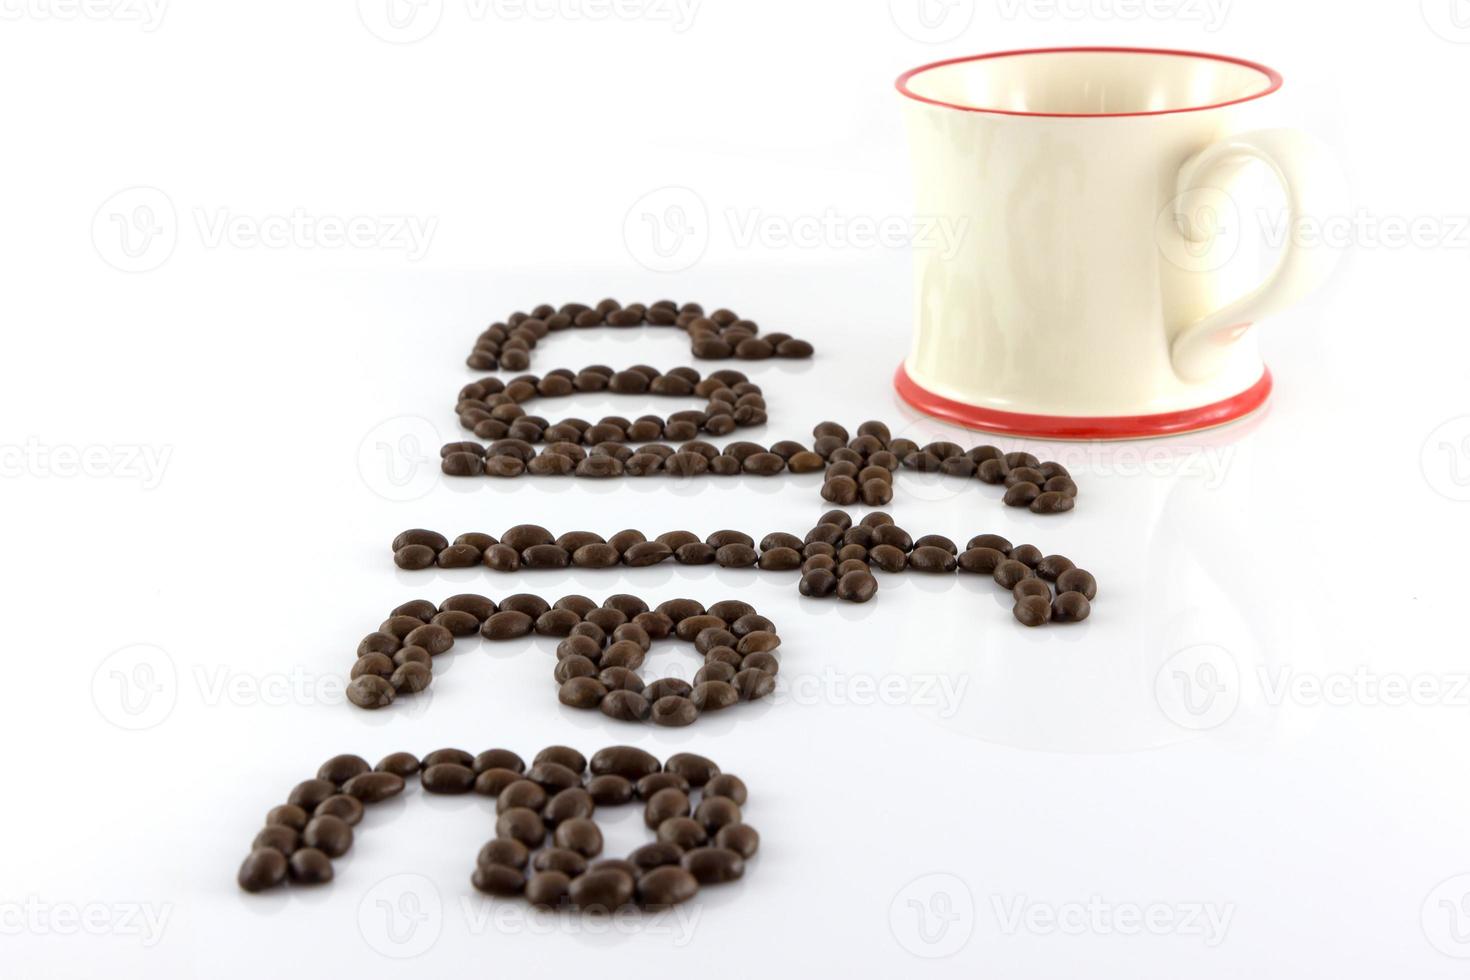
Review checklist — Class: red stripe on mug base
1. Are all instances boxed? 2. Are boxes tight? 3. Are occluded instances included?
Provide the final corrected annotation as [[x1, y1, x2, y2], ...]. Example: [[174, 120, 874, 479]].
[[893, 364, 1273, 440]]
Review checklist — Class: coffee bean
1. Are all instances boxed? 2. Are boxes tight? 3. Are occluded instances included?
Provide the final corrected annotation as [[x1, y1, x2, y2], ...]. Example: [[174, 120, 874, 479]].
[[474, 749, 524, 774], [317, 754, 371, 786], [475, 768, 524, 796], [1011, 544, 1043, 567], [472, 864, 526, 896], [1052, 591, 1092, 622], [287, 779, 336, 811], [800, 569, 837, 597], [715, 823, 760, 859], [287, 848, 333, 884], [394, 544, 436, 570], [694, 796, 742, 833], [266, 804, 308, 831], [690, 681, 739, 712], [681, 846, 745, 884], [958, 547, 1006, 573], [836, 569, 878, 602], [478, 838, 529, 869], [657, 817, 708, 849], [587, 774, 634, 805], [733, 668, 776, 700], [343, 771, 405, 803], [393, 529, 448, 552], [590, 745, 660, 780], [638, 866, 700, 907], [238, 848, 288, 892], [483, 610, 534, 640], [993, 559, 1033, 589], [253, 825, 298, 855], [665, 752, 719, 787], [704, 773, 747, 804], [303, 815, 353, 857], [1013, 578, 1052, 601], [1013, 595, 1053, 627], [1056, 567, 1097, 599], [376, 752, 420, 778], [645, 788, 691, 828], [599, 690, 651, 721], [525, 870, 571, 907], [532, 847, 588, 877], [315, 795, 365, 827], [569, 868, 634, 912], [421, 763, 476, 794], [908, 545, 957, 572], [496, 807, 546, 847], [651, 695, 699, 727]]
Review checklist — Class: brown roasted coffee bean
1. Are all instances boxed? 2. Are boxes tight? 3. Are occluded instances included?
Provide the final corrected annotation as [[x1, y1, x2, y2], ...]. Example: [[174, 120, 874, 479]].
[[694, 796, 742, 834], [638, 866, 700, 907], [1052, 591, 1092, 622], [715, 823, 760, 859], [1057, 567, 1097, 599], [1014, 594, 1053, 627], [421, 763, 476, 794], [287, 848, 334, 885], [287, 779, 336, 811], [645, 788, 691, 828], [473, 749, 524, 774], [836, 569, 878, 603], [800, 568, 837, 597], [733, 668, 776, 700], [253, 825, 298, 855], [484, 544, 521, 570], [394, 544, 436, 570], [993, 559, 1033, 589], [637, 772, 690, 799], [590, 745, 661, 779], [376, 752, 420, 778], [496, 807, 546, 847], [569, 868, 634, 912], [908, 545, 957, 573], [665, 752, 719, 786], [266, 804, 308, 831], [318, 754, 371, 786], [302, 815, 353, 857], [958, 547, 1006, 573], [703, 773, 747, 805], [657, 817, 708, 849], [532, 847, 587, 877], [1035, 554, 1076, 580], [599, 690, 651, 721], [524, 870, 571, 907], [1010, 543, 1043, 567], [478, 838, 529, 870], [1030, 490, 1075, 513], [1013, 578, 1052, 601], [472, 864, 525, 896], [651, 695, 699, 727], [691, 681, 739, 712], [238, 848, 288, 892], [682, 846, 745, 884], [344, 771, 406, 803], [393, 529, 449, 552], [587, 774, 634, 805], [315, 795, 365, 827], [483, 610, 534, 639]]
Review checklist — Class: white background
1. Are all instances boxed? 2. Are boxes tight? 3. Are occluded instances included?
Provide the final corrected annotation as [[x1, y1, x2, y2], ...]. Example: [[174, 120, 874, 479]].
[[3, 0, 1470, 977]]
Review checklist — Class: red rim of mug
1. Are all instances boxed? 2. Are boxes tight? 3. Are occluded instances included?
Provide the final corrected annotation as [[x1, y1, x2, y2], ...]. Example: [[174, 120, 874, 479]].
[[894, 47, 1284, 118], [893, 363, 1274, 440]]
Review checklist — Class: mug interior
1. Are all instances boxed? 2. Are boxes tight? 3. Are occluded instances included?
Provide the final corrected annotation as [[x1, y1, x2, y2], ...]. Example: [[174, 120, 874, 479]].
[[897, 47, 1281, 117]]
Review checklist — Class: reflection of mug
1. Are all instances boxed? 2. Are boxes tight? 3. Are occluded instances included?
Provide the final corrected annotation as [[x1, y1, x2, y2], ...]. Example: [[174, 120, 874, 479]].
[[894, 47, 1346, 439]]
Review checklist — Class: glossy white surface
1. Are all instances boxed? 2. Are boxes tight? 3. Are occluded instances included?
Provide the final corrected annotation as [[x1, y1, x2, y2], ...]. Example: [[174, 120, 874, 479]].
[[4, 3, 1470, 979], [901, 49, 1342, 417]]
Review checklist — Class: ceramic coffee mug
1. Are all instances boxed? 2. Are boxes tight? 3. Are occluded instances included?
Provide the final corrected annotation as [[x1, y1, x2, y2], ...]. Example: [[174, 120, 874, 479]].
[[894, 47, 1345, 439]]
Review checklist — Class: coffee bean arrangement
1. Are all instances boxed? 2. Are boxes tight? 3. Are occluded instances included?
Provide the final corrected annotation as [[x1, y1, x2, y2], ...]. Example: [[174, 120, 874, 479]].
[[347, 592, 780, 724], [390, 515, 1096, 626], [441, 418, 1078, 514], [451, 367, 768, 461], [466, 300, 815, 371], [239, 746, 759, 913]]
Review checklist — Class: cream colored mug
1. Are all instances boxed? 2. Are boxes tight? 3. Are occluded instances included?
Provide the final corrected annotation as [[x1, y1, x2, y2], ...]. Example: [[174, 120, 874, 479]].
[[894, 47, 1344, 439]]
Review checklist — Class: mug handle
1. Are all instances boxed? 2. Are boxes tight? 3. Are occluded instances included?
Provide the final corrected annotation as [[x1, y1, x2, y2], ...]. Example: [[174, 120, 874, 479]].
[[1169, 129, 1347, 383]]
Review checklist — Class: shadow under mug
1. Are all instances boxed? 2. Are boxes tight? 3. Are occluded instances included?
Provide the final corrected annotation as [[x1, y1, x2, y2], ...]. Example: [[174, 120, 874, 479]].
[[893, 47, 1346, 440]]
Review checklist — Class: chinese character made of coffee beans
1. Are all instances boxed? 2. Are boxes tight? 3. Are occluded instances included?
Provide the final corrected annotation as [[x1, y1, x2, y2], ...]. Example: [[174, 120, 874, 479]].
[[444, 417, 1078, 515], [390, 512, 1098, 627], [466, 299, 815, 371], [347, 592, 779, 724], [238, 746, 757, 913]]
